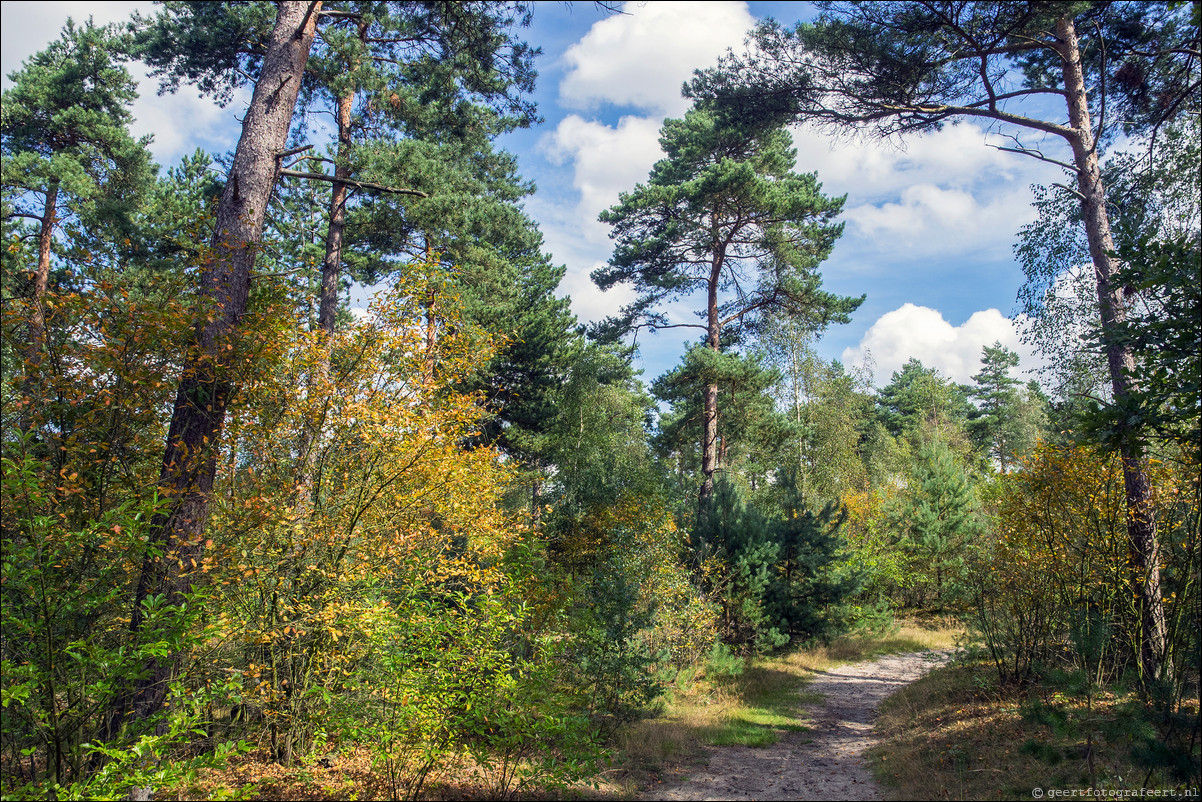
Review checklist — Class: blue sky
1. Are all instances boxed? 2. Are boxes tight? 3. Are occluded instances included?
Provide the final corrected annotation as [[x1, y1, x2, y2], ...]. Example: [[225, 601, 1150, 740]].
[[2, 1, 1069, 389]]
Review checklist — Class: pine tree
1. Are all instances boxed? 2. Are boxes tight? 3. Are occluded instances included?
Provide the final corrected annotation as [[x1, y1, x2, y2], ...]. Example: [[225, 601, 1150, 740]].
[[596, 108, 858, 506], [969, 342, 1022, 472], [113, 0, 321, 739], [689, 0, 1199, 680], [888, 437, 978, 607], [1, 19, 152, 421], [876, 358, 975, 445], [652, 345, 794, 504], [766, 470, 862, 641]]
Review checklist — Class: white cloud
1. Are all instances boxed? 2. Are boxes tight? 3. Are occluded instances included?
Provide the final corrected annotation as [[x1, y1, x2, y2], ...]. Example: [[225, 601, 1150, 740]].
[[1, 1, 153, 82], [559, 1, 754, 117], [842, 303, 1042, 387], [126, 63, 247, 166], [789, 121, 1061, 200], [783, 122, 1060, 259], [541, 114, 665, 245], [557, 260, 638, 323], [840, 182, 1037, 255], [1, 2, 243, 167]]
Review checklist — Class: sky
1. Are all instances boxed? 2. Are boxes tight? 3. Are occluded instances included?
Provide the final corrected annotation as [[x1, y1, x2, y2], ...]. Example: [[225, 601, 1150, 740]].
[[1, 1, 1072, 390]]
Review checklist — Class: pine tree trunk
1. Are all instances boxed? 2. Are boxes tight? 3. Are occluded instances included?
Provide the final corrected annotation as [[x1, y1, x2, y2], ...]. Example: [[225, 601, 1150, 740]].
[[317, 91, 353, 337], [17, 182, 59, 430], [294, 88, 353, 516], [28, 182, 57, 359], [115, 0, 321, 734], [1056, 16, 1167, 680], [424, 285, 438, 383], [699, 250, 723, 511]]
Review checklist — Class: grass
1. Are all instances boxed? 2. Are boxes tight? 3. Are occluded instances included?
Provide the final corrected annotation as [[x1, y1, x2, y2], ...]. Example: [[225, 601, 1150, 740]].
[[158, 618, 964, 800], [868, 654, 1202, 801], [594, 617, 961, 797]]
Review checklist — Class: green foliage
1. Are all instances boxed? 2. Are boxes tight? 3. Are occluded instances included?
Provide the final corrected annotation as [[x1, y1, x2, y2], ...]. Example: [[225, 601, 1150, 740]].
[[1018, 117, 1200, 452], [697, 480, 787, 653], [1082, 121, 1201, 456], [885, 436, 979, 608], [1, 18, 152, 228], [760, 323, 874, 506], [341, 583, 600, 802], [697, 477, 862, 651], [545, 344, 658, 518], [594, 106, 856, 341], [968, 444, 1200, 688], [0, 445, 217, 793], [595, 104, 858, 504], [653, 345, 793, 488], [969, 342, 1022, 470], [876, 358, 975, 443], [551, 496, 718, 728], [689, 2, 1199, 146], [764, 471, 864, 642]]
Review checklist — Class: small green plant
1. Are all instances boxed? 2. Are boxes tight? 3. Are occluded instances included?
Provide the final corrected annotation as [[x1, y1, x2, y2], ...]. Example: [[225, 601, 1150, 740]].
[[704, 642, 745, 678]]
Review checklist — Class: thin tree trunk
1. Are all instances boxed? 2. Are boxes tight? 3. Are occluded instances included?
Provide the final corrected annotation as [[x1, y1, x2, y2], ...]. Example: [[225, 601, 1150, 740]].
[[16, 183, 59, 430], [317, 91, 353, 337], [113, 0, 321, 735], [28, 182, 58, 359], [699, 250, 723, 510], [424, 285, 438, 383], [1057, 16, 1167, 680], [294, 88, 354, 516], [423, 241, 438, 383]]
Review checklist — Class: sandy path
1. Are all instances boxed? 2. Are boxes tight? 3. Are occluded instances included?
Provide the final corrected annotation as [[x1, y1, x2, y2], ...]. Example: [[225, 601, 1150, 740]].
[[644, 650, 950, 801]]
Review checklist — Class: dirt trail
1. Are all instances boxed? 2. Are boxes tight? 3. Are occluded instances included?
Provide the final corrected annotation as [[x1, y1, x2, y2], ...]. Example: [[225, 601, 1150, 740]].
[[644, 650, 951, 801]]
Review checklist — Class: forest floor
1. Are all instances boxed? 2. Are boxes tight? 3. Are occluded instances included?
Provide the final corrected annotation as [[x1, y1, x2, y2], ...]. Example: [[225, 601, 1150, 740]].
[[164, 624, 960, 801], [638, 649, 951, 801]]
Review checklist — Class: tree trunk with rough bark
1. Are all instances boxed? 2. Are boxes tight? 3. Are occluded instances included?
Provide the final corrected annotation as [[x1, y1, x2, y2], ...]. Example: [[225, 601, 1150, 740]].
[[294, 89, 353, 516], [699, 249, 723, 510], [16, 182, 60, 430], [1056, 16, 1167, 680], [28, 182, 58, 359], [114, 0, 321, 735]]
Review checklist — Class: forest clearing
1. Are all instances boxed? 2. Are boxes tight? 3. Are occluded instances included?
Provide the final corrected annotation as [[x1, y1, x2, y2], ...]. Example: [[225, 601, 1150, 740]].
[[1, 2, 1198, 801]]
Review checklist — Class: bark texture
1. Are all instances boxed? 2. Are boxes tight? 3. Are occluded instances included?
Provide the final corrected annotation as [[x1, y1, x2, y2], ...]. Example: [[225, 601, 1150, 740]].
[[28, 182, 58, 359], [699, 247, 724, 509], [117, 0, 322, 731], [1056, 16, 1167, 679]]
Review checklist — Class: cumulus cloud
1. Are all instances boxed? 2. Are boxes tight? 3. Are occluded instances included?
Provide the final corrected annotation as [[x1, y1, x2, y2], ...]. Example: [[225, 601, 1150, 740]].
[[559, 1, 754, 117], [1, 1, 153, 80], [126, 64, 250, 166], [841, 182, 1038, 255], [842, 303, 1042, 387], [2, 2, 244, 168], [785, 122, 1059, 259], [556, 260, 638, 323], [789, 122, 1056, 199], [541, 114, 665, 245]]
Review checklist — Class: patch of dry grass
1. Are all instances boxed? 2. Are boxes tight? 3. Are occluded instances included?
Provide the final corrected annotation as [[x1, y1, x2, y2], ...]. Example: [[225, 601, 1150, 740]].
[[594, 617, 962, 797], [162, 620, 966, 800], [869, 656, 1201, 801]]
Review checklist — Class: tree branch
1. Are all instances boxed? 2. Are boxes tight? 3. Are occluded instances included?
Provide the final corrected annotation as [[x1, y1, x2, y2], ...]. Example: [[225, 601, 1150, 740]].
[[297, 1, 321, 37], [278, 169, 428, 198], [2, 211, 46, 223], [275, 144, 314, 160], [985, 133, 1081, 173], [317, 9, 362, 20]]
